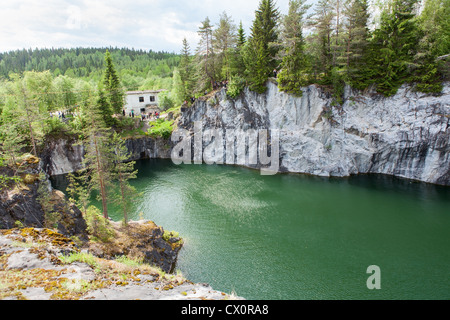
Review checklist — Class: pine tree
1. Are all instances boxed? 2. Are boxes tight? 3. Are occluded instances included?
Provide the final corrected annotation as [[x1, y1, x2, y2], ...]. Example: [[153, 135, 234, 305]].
[[0, 102, 26, 168], [12, 75, 41, 157], [171, 68, 185, 106], [66, 171, 92, 216], [110, 132, 139, 226], [103, 50, 124, 115], [179, 38, 195, 99], [196, 17, 216, 92], [243, 0, 280, 93], [277, 0, 311, 96], [331, 0, 344, 68], [309, 0, 334, 82], [82, 96, 114, 219], [341, 0, 371, 89], [213, 12, 237, 82], [229, 21, 247, 79]]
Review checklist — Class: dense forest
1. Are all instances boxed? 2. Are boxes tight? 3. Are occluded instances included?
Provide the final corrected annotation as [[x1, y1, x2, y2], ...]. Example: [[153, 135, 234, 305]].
[[0, 47, 180, 92], [178, 0, 449, 103]]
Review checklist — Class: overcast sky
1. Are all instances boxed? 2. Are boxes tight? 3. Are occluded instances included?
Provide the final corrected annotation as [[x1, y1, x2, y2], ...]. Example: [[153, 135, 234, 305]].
[[0, 0, 304, 54]]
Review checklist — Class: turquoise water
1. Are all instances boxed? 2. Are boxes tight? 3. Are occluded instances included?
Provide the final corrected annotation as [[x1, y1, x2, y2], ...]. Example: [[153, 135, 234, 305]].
[[52, 159, 450, 300]]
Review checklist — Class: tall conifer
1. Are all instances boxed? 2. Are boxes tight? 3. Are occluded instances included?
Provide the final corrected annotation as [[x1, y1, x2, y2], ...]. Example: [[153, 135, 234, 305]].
[[243, 0, 280, 93]]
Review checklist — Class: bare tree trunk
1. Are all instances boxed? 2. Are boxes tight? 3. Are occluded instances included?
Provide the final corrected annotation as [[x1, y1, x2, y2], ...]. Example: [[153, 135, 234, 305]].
[[93, 134, 108, 219], [118, 168, 128, 225], [333, 0, 340, 67], [21, 88, 37, 157]]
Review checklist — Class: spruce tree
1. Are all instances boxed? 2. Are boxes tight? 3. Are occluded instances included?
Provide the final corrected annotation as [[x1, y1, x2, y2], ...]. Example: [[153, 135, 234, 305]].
[[96, 89, 115, 127], [414, 0, 449, 93], [237, 21, 246, 48], [179, 38, 195, 99], [371, 0, 419, 96], [82, 93, 114, 219], [277, 0, 311, 96], [229, 21, 247, 79], [103, 50, 124, 115], [243, 0, 280, 93], [341, 0, 371, 90], [309, 0, 334, 82]]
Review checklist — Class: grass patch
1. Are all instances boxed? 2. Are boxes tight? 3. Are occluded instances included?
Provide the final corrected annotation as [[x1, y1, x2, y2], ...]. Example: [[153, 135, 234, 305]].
[[59, 252, 99, 269], [114, 255, 145, 268]]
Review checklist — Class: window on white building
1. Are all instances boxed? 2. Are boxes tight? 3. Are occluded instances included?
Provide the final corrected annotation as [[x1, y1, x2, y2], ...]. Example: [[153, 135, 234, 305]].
[[139, 97, 144, 103]]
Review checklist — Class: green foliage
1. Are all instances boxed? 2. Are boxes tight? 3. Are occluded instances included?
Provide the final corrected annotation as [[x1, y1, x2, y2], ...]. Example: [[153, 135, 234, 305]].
[[370, 0, 419, 96], [115, 255, 145, 268], [227, 75, 247, 98], [277, 0, 310, 96], [85, 206, 115, 242], [147, 119, 174, 139], [66, 171, 92, 215], [413, 0, 449, 93], [0, 174, 20, 191], [341, 0, 371, 90], [59, 251, 100, 269], [0, 47, 179, 83], [159, 92, 175, 111], [162, 230, 180, 242], [96, 90, 115, 127], [103, 50, 124, 114], [330, 68, 345, 105], [109, 132, 139, 225], [243, 0, 280, 93], [179, 38, 195, 100]]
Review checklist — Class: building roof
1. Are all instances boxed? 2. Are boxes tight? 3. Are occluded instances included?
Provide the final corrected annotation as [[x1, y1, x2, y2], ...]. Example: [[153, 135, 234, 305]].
[[126, 89, 166, 95]]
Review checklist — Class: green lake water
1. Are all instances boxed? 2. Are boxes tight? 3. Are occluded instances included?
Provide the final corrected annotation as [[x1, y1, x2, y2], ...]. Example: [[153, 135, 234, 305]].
[[51, 159, 450, 300]]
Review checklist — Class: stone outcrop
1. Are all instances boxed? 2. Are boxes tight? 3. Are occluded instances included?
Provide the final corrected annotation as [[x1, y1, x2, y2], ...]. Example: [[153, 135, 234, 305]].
[[0, 227, 240, 300], [179, 82, 450, 186], [41, 137, 84, 176], [87, 220, 183, 274], [0, 155, 88, 241]]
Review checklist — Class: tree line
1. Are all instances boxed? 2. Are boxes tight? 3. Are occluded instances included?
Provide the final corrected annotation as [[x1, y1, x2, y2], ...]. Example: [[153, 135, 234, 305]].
[[177, 0, 449, 102], [0, 47, 180, 95], [0, 47, 179, 80]]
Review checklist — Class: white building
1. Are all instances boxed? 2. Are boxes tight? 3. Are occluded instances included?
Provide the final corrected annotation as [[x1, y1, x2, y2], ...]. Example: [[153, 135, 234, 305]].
[[124, 90, 165, 116]]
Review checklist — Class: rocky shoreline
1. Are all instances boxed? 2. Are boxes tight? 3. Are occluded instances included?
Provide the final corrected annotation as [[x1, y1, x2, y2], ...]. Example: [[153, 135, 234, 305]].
[[0, 227, 239, 300]]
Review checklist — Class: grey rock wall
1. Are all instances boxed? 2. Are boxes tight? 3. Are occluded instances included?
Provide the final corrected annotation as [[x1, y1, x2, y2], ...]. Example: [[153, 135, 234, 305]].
[[179, 82, 450, 186]]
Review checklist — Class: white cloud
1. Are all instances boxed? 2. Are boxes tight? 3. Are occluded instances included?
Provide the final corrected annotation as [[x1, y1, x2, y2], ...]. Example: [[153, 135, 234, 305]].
[[0, 0, 297, 53]]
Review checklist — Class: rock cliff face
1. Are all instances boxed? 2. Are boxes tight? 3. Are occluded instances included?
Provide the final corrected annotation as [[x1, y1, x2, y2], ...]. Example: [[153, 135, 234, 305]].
[[40, 136, 172, 177], [39, 82, 449, 186], [0, 155, 88, 241], [41, 137, 84, 176], [179, 81, 450, 186]]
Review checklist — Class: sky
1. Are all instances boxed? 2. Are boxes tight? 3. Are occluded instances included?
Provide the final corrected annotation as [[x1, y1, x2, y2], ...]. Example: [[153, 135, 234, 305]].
[[0, 0, 298, 54]]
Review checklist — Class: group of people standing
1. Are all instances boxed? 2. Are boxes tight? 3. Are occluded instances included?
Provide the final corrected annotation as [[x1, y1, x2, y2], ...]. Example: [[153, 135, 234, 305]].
[[122, 109, 160, 121], [213, 80, 229, 90]]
